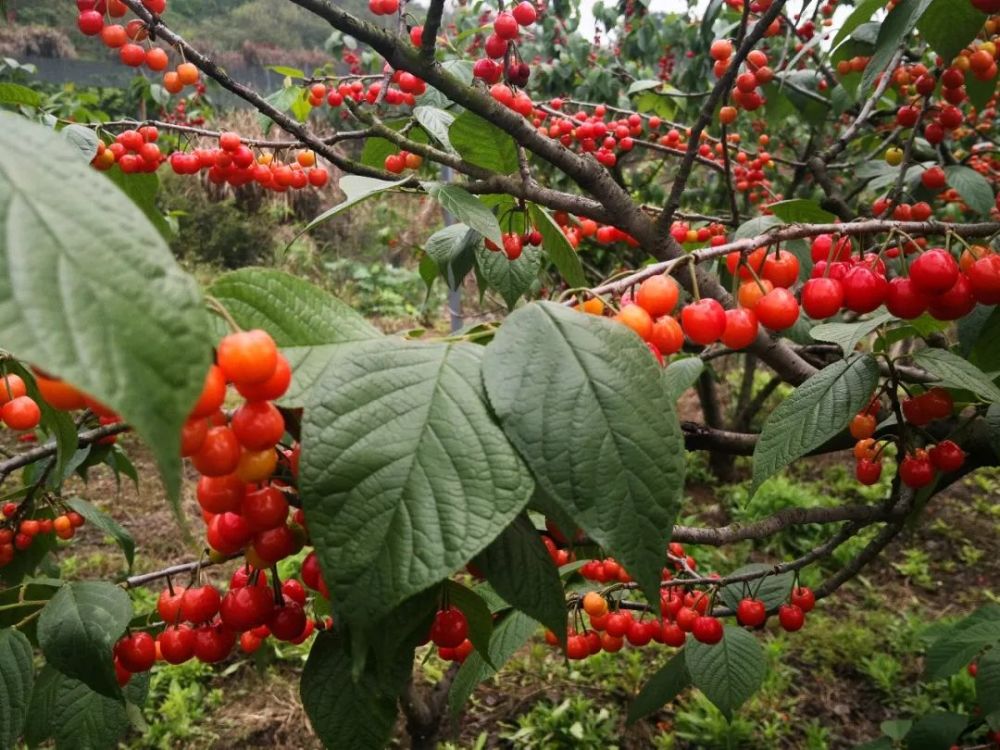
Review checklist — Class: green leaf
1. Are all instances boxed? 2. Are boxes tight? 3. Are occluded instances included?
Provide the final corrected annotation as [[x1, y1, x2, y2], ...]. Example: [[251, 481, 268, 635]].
[[60, 125, 99, 163], [64, 498, 135, 572], [424, 183, 503, 246], [860, 0, 934, 94], [627, 651, 691, 723], [944, 165, 995, 216], [300, 339, 534, 627], [917, 0, 987, 64], [104, 169, 172, 240], [969, 308, 1000, 375], [627, 79, 663, 95], [302, 175, 409, 235], [734, 215, 784, 240], [0, 111, 212, 507], [663, 357, 704, 401], [443, 580, 494, 663], [25, 665, 148, 750], [0, 82, 41, 108], [925, 619, 1000, 679], [809, 310, 896, 354], [832, 0, 886, 48], [977, 647, 1000, 717], [880, 719, 913, 741], [967, 72, 996, 111], [720, 564, 794, 611], [37, 582, 132, 698], [425, 223, 480, 291], [448, 610, 539, 715], [476, 241, 541, 309], [473, 515, 566, 639], [767, 199, 837, 224], [301, 631, 407, 750], [412, 106, 456, 152], [685, 626, 766, 720], [483, 302, 685, 606], [904, 712, 966, 750], [0, 628, 33, 749], [528, 204, 587, 289], [266, 65, 305, 78], [449, 111, 519, 174], [913, 348, 1000, 403], [752, 355, 879, 493]]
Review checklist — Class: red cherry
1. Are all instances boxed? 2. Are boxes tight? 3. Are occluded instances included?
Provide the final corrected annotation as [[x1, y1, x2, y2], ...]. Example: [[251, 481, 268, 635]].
[[761, 249, 800, 288], [681, 299, 727, 345], [790, 587, 815, 613], [899, 452, 935, 488], [512, 0, 538, 25], [692, 616, 724, 644], [159, 625, 195, 664], [77, 10, 105, 35], [921, 166, 947, 190], [841, 266, 887, 314], [929, 440, 965, 472], [181, 585, 221, 624], [660, 621, 687, 647], [909, 249, 959, 295], [811, 234, 851, 263], [923, 388, 954, 420], [114, 631, 156, 673], [604, 611, 632, 638], [778, 604, 805, 632], [493, 11, 519, 40], [856, 458, 883, 485], [625, 618, 654, 646], [430, 607, 468, 648], [269, 601, 309, 641], [927, 275, 976, 321], [754, 288, 800, 330], [675, 606, 699, 632], [192, 622, 237, 663], [736, 598, 767, 627], [157, 586, 186, 623], [720, 308, 758, 350], [885, 277, 928, 319], [219, 585, 275, 631], [801, 277, 844, 319]]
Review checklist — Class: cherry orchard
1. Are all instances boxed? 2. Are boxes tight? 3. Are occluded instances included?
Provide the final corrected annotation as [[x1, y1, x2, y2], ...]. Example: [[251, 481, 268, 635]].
[[2, 0, 1000, 747]]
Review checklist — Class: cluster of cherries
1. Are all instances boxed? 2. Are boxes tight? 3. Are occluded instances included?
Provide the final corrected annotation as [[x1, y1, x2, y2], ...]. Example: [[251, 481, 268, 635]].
[[0, 375, 42, 433], [0, 507, 86, 568], [113, 563, 327, 685], [545, 541, 816, 660], [484, 228, 543, 261], [427, 607, 474, 662], [75, 0, 206, 96], [712, 42, 774, 123], [469, 2, 538, 87], [851, 389, 967, 489], [801, 240, 1000, 323]]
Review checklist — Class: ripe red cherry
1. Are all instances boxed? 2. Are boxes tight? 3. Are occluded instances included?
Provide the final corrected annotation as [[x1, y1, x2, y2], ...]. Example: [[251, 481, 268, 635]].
[[691, 616, 723, 644], [217, 329, 279, 385], [841, 266, 887, 314], [923, 388, 954, 420], [192, 622, 237, 663], [721, 308, 758, 350], [754, 288, 800, 330], [252, 525, 298, 564], [2, 397, 41, 431], [181, 585, 221, 623], [778, 604, 805, 632], [761, 250, 800, 288], [191, 426, 241, 477], [269, 602, 308, 641], [207, 512, 252, 554], [790, 587, 815, 613], [190, 364, 226, 419], [512, 0, 537, 25], [78, 10, 105, 35], [430, 607, 468, 648], [626, 618, 654, 646], [493, 11, 519, 39], [635, 274, 679, 317], [736, 598, 767, 627], [928, 275, 976, 321], [801, 277, 844, 320], [502, 232, 523, 260], [235, 354, 292, 402], [196, 473, 245, 514], [929, 440, 965, 472], [885, 277, 928, 319], [675, 606, 700, 632], [921, 166, 947, 190], [114, 631, 156, 673], [660, 621, 686, 647], [119, 43, 147, 67], [158, 586, 186, 623], [159, 625, 195, 664], [242, 486, 289, 531], [811, 234, 851, 263], [681, 299, 727, 345], [899, 452, 934, 488], [219, 585, 275, 631], [231, 401, 285, 450], [856, 458, 882, 485], [604, 611, 632, 637], [282, 578, 308, 606], [909, 249, 959, 295], [902, 395, 932, 426]]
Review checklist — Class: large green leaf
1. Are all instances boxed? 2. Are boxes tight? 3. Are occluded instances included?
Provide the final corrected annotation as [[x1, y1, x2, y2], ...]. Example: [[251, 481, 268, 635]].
[[424, 183, 503, 245], [37, 582, 132, 698], [944, 165, 995, 217], [734, 215, 783, 240], [752, 355, 879, 493], [627, 651, 691, 723], [104, 169, 171, 239], [904, 712, 967, 750], [300, 631, 407, 750], [968, 307, 1000, 372], [208, 269, 381, 407], [60, 125, 99, 163], [913, 348, 1000, 403], [0, 628, 33, 749], [832, 0, 886, 48], [925, 620, 1000, 679], [64, 497, 135, 572], [767, 199, 837, 224], [412, 106, 456, 152], [301, 175, 409, 235], [424, 223, 479, 291], [473, 515, 566, 639], [300, 339, 534, 627], [663, 357, 705, 401], [917, 0, 987, 64], [977, 647, 1000, 717], [25, 665, 148, 750], [0, 110, 212, 505], [0, 82, 41, 108], [449, 111, 519, 174], [860, 0, 934, 94], [809, 311, 896, 354], [528, 204, 587, 289], [476, 242, 541, 309], [448, 610, 539, 714], [685, 626, 766, 720], [482, 302, 685, 605]]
